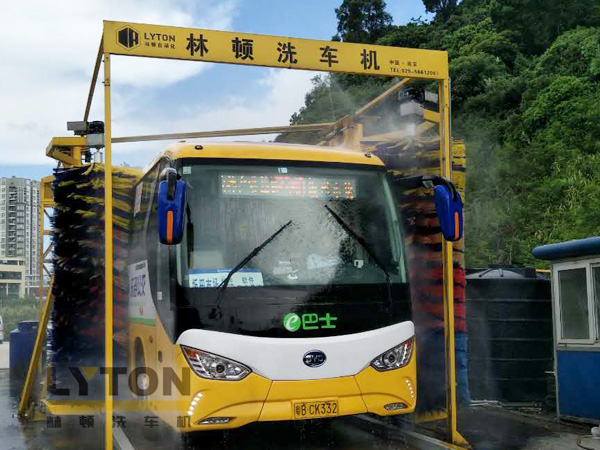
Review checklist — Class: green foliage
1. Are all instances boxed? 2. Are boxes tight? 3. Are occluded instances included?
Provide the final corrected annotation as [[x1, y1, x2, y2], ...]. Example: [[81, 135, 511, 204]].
[[377, 21, 436, 49], [335, 0, 393, 43], [451, 52, 506, 103], [0, 296, 39, 342], [461, 30, 520, 68], [535, 27, 600, 78], [423, 0, 458, 21], [489, 0, 600, 55], [284, 0, 600, 267], [499, 75, 600, 265]]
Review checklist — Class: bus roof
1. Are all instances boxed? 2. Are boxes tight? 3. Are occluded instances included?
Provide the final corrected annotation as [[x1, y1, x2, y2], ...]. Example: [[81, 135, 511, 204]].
[[154, 141, 384, 169]]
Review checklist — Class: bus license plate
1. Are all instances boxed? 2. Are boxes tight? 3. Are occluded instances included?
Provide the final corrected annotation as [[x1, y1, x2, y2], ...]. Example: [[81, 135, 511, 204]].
[[293, 400, 339, 419]]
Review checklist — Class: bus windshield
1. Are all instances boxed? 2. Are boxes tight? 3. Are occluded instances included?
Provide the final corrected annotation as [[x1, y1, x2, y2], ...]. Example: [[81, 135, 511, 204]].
[[177, 161, 407, 290]]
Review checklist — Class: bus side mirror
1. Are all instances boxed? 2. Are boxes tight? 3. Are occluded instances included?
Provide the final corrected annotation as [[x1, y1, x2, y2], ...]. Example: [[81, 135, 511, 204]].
[[434, 184, 463, 242], [158, 168, 186, 245]]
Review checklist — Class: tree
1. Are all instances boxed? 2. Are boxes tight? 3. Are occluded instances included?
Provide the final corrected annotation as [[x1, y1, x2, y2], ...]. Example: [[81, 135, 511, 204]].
[[423, 0, 458, 20], [284, 0, 600, 267], [450, 52, 506, 104], [378, 20, 435, 49], [490, 0, 600, 55], [335, 0, 393, 44], [535, 27, 600, 79]]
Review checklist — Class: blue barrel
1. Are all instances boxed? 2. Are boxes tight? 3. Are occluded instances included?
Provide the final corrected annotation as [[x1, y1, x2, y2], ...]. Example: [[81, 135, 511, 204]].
[[9, 321, 38, 379]]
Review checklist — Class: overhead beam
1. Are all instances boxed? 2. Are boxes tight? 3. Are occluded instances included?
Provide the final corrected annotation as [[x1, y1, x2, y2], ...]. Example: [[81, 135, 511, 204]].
[[103, 21, 449, 80], [45, 137, 83, 166], [354, 78, 411, 117], [83, 41, 104, 122], [317, 78, 412, 148], [423, 109, 440, 123], [111, 123, 335, 144], [360, 122, 435, 144]]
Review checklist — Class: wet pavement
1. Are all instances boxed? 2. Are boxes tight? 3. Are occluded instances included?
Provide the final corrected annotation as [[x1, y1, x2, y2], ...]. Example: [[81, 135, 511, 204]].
[[456, 404, 596, 450], [406, 403, 597, 450], [0, 369, 600, 450], [0, 369, 416, 450], [3, 365, 593, 450], [123, 415, 414, 450]]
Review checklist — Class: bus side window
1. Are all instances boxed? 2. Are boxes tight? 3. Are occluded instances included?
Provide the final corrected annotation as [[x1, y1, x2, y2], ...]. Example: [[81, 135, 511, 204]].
[[130, 169, 155, 258], [147, 160, 176, 340], [156, 226, 175, 338], [144, 164, 160, 298]]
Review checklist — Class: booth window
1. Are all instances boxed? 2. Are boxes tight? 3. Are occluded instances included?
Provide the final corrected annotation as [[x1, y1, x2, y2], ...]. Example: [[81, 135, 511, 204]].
[[594, 267, 600, 339], [557, 268, 590, 340]]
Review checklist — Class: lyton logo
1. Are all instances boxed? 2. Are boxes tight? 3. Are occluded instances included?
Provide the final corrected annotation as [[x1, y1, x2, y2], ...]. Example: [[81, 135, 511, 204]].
[[117, 27, 140, 49]]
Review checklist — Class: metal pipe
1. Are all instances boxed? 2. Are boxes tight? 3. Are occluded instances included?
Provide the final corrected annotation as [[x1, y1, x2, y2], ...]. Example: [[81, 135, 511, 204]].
[[84, 41, 104, 123], [17, 277, 55, 418], [353, 78, 411, 118], [111, 123, 335, 144], [439, 76, 462, 446], [103, 51, 114, 450]]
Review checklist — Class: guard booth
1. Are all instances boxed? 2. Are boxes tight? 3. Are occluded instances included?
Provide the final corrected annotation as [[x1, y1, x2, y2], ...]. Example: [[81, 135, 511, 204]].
[[533, 237, 600, 423]]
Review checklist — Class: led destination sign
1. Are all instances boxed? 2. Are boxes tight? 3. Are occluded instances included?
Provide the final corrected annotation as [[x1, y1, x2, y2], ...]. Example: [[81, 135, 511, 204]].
[[220, 174, 356, 199]]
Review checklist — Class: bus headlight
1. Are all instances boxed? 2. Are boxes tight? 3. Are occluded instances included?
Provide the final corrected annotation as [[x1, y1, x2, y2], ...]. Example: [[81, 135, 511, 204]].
[[370, 337, 414, 371], [182, 345, 251, 381]]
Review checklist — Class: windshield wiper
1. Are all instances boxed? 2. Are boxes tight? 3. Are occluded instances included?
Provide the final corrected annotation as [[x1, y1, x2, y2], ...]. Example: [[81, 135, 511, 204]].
[[324, 205, 391, 283], [215, 220, 293, 306]]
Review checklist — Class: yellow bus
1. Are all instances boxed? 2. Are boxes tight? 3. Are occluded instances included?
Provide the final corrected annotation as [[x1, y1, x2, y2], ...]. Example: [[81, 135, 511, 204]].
[[128, 141, 422, 431]]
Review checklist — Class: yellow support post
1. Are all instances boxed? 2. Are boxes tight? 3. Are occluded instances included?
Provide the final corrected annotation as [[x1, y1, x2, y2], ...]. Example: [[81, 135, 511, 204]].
[[439, 76, 457, 443], [439, 78, 468, 447], [103, 51, 114, 450], [17, 277, 54, 418]]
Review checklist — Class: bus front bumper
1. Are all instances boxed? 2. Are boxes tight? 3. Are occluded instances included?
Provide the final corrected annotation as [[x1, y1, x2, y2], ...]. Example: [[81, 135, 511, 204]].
[[175, 348, 416, 431]]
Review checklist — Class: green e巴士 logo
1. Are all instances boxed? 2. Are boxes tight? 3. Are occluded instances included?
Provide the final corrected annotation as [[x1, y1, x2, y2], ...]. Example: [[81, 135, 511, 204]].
[[283, 313, 301, 332], [283, 312, 337, 332]]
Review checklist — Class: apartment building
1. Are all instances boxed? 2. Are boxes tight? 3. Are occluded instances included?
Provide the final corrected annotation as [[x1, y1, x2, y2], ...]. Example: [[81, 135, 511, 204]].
[[0, 177, 40, 297], [0, 257, 26, 299]]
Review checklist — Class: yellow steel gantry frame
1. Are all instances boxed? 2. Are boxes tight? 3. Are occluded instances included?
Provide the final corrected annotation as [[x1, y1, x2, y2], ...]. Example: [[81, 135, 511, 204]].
[[17, 136, 104, 419], [39, 174, 55, 300], [37, 20, 464, 449]]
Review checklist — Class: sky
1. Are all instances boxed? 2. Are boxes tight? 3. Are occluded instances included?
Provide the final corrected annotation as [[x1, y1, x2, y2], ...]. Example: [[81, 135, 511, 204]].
[[0, 0, 430, 181]]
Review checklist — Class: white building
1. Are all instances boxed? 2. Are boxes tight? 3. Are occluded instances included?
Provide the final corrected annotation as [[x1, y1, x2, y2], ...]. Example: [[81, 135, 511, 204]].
[[0, 177, 40, 297], [0, 257, 26, 299]]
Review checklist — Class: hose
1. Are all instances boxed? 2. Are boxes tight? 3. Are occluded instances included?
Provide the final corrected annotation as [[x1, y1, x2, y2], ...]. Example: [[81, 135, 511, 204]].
[[577, 435, 598, 450]]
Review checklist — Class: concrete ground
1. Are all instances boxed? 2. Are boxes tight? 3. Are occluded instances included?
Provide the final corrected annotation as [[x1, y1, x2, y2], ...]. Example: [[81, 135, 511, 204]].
[[0, 342, 9, 369], [383, 403, 600, 450], [457, 404, 598, 450], [121, 414, 416, 450]]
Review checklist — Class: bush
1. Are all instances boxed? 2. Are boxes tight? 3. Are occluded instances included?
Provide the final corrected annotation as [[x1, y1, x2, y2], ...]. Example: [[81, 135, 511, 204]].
[[0, 296, 39, 342]]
